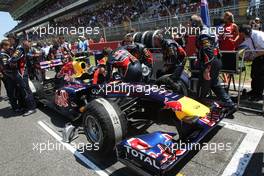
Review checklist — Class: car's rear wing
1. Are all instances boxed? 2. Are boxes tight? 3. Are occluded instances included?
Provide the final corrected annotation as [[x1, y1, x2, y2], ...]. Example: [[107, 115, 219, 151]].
[[40, 59, 63, 69]]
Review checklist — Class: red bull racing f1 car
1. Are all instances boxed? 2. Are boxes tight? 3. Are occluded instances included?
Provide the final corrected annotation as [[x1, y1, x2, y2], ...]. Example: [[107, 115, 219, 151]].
[[30, 55, 229, 175]]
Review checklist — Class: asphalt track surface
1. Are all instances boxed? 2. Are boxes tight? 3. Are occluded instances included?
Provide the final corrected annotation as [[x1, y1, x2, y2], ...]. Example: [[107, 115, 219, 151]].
[[0, 80, 264, 176]]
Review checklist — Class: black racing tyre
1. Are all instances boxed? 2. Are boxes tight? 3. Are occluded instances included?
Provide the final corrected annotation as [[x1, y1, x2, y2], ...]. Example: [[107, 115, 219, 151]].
[[83, 98, 127, 154], [133, 32, 143, 43], [142, 31, 153, 48]]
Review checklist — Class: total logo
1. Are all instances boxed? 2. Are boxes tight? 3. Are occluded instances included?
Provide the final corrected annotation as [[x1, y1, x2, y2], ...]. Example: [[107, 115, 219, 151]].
[[124, 145, 160, 169]]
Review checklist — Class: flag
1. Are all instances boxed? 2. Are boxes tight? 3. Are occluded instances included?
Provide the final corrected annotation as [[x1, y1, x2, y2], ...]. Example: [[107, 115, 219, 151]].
[[200, 0, 211, 27]]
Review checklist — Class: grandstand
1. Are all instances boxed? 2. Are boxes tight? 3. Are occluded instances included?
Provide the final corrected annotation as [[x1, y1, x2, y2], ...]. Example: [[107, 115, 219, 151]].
[[0, 0, 263, 42]]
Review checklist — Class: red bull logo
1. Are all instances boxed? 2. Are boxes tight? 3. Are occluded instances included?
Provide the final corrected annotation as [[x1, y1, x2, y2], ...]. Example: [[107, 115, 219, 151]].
[[127, 138, 152, 151], [163, 98, 182, 111]]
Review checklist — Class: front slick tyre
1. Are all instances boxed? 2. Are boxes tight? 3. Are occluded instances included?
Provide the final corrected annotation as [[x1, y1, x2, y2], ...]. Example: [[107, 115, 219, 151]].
[[83, 98, 127, 155]]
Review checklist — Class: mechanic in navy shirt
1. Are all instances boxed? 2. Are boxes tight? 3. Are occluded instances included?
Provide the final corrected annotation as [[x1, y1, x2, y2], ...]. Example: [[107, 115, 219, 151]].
[[0, 39, 20, 111], [102, 47, 143, 83], [190, 14, 235, 110], [10, 40, 36, 116]]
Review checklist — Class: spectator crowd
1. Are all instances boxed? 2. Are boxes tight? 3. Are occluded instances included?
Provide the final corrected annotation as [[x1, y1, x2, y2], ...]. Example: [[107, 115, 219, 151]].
[[11, 0, 235, 34]]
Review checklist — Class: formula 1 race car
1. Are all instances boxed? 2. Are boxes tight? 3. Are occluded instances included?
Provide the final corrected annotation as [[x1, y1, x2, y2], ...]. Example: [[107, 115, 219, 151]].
[[29, 54, 229, 159]]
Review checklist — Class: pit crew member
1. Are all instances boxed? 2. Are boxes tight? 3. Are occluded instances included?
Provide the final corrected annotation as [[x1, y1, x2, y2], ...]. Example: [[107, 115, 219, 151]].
[[0, 39, 20, 111], [153, 32, 187, 92], [121, 33, 153, 68], [102, 47, 143, 83], [10, 40, 36, 116], [121, 33, 153, 81], [190, 14, 235, 110]]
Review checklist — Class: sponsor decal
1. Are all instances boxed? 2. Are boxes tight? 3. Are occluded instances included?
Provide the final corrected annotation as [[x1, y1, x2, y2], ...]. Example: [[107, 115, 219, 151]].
[[124, 145, 160, 169], [163, 98, 182, 111], [127, 138, 152, 151], [157, 144, 175, 165], [55, 90, 69, 107], [199, 116, 215, 127]]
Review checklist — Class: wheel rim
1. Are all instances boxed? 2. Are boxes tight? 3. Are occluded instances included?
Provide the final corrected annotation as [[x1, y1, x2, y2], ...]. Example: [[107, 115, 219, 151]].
[[85, 115, 103, 144]]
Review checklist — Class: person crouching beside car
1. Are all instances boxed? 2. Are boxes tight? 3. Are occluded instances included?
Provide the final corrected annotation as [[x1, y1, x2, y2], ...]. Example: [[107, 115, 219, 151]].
[[239, 25, 264, 101], [153, 32, 187, 93], [102, 47, 143, 83]]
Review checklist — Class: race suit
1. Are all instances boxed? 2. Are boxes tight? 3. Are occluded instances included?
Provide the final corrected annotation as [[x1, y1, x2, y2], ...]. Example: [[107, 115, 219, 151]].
[[120, 42, 153, 68], [0, 50, 19, 110], [196, 26, 233, 105], [156, 39, 187, 92], [121, 42, 153, 81], [158, 39, 187, 80], [10, 46, 36, 110], [106, 49, 142, 82]]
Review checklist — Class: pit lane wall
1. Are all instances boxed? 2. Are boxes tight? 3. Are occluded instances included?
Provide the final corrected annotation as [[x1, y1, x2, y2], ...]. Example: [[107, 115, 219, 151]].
[[89, 41, 121, 51]]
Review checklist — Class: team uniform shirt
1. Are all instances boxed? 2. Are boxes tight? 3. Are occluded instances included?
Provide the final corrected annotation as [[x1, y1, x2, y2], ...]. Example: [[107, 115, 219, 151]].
[[0, 50, 13, 77], [120, 42, 153, 67], [10, 46, 27, 76], [107, 49, 138, 80], [196, 26, 220, 70], [161, 39, 186, 69], [108, 49, 137, 68]]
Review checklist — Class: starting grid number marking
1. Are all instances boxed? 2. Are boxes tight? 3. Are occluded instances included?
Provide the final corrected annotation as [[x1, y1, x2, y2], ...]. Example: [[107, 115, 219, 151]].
[[37, 121, 109, 176], [221, 121, 264, 176]]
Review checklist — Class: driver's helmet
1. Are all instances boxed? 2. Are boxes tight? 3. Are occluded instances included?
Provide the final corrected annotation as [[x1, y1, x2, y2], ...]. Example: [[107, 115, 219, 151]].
[[123, 60, 143, 82]]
